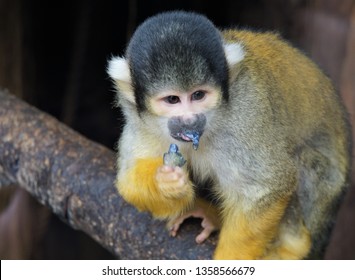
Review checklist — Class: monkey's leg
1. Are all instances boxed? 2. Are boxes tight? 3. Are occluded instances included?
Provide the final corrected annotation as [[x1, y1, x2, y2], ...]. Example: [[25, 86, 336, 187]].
[[117, 157, 195, 219], [214, 198, 289, 260], [168, 198, 221, 244], [262, 222, 311, 259], [262, 197, 311, 259]]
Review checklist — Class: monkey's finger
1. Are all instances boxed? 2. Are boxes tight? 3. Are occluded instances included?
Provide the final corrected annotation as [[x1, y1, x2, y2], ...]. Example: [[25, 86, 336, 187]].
[[157, 165, 174, 173], [173, 166, 184, 175], [168, 213, 192, 237], [169, 223, 182, 237], [156, 169, 183, 183], [195, 227, 215, 244]]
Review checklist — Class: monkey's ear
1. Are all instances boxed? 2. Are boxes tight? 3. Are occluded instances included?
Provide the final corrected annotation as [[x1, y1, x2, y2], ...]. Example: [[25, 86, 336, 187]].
[[107, 56, 135, 104], [224, 43, 245, 81]]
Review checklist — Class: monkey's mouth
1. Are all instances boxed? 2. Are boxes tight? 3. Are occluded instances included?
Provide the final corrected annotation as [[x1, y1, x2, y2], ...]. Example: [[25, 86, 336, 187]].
[[171, 131, 201, 150]]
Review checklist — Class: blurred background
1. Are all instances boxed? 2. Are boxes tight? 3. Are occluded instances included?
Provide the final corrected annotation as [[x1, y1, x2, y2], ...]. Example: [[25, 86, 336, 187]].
[[0, 0, 354, 259]]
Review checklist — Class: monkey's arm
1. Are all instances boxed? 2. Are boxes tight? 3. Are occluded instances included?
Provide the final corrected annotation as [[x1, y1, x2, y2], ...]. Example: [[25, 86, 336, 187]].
[[117, 157, 195, 219]]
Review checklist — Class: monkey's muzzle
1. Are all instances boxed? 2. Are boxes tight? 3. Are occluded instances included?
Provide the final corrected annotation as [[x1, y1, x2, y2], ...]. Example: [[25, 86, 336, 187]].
[[174, 131, 201, 150], [168, 114, 206, 150]]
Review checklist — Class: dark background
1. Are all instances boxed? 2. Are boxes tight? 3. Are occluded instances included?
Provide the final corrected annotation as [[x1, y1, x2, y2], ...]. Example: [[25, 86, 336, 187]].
[[0, 0, 354, 259]]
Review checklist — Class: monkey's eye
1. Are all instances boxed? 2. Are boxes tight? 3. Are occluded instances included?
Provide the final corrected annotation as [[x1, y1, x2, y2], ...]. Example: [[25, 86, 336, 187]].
[[164, 95, 180, 104], [191, 91, 206, 101]]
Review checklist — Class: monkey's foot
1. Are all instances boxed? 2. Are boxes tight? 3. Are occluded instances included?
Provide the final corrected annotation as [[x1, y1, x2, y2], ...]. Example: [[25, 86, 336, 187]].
[[168, 201, 220, 244]]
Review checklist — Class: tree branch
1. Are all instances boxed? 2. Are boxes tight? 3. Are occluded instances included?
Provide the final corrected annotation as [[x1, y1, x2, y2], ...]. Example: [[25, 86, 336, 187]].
[[0, 90, 216, 259]]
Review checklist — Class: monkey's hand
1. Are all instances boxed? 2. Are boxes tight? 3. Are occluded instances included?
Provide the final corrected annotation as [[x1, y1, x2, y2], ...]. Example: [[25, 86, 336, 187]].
[[168, 199, 221, 244], [117, 158, 194, 219], [155, 165, 192, 199]]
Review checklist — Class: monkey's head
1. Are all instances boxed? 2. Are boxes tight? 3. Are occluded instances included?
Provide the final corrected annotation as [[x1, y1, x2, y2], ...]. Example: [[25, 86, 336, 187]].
[[108, 11, 244, 149]]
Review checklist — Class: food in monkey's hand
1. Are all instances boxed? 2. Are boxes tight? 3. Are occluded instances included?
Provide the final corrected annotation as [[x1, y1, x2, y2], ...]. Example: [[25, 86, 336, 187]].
[[163, 144, 186, 167]]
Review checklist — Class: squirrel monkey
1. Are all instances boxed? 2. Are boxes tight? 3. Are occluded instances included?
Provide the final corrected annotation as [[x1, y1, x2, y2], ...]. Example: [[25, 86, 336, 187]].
[[107, 11, 351, 259]]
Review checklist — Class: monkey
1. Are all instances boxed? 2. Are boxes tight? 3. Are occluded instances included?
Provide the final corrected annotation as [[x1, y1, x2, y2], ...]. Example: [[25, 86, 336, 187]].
[[107, 11, 352, 259]]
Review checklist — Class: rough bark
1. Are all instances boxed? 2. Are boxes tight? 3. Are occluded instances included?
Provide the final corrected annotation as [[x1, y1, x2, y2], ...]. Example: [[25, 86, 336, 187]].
[[0, 90, 216, 259]]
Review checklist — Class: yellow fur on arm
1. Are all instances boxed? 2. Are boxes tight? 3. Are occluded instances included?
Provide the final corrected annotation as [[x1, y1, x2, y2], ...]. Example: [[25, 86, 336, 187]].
[[117, 157, 195, 219]]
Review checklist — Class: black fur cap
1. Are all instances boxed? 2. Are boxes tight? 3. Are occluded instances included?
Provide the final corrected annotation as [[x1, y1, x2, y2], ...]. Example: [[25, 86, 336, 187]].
[[126, 11, 229, 112]]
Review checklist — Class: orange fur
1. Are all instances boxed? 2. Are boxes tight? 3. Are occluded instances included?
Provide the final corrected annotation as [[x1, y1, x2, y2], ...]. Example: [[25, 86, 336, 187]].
[[117, 158, 195, 219], [214, 198, 289, 260], [262, 223, 311, 260]]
